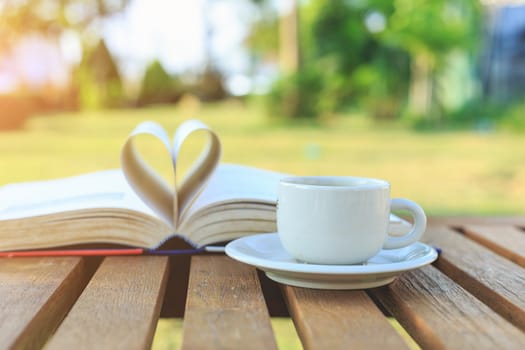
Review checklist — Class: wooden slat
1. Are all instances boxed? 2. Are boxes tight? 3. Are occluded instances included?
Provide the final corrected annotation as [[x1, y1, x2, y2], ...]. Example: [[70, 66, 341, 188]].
[[282, 287, 409, 349], [371, 266, 525, 349], [45, 256, 169, 350], [425, 225, 525, 331], [462, 225, 525, 267], [427, 216, 525, 227], [0, 257, 93, 349], [182, 256, 278, 350]]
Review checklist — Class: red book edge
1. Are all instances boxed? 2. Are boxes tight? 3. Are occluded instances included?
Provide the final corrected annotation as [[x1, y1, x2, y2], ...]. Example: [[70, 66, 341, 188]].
[[0, 248, 145, 257]]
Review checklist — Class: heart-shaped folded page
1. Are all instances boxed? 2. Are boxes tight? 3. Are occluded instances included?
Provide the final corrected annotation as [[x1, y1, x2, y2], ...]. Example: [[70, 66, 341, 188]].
[[121, 119, 221, 228]]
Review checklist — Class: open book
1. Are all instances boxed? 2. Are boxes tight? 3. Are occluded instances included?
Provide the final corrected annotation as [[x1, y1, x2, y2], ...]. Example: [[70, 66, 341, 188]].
[[0, 119, 410, 253]]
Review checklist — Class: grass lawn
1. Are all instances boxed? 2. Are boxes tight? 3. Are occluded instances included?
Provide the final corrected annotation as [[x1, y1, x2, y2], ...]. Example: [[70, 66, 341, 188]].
[[1, 99, 524, 215], [1, 100, 523, 349]]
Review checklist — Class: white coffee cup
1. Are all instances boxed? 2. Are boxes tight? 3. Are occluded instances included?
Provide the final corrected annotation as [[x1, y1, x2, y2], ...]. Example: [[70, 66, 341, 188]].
[[277, 176, 427, 265]]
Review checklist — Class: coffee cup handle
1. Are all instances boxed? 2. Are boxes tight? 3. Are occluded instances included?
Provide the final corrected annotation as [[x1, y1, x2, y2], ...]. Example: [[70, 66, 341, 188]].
[[383, 198, 427, 249]]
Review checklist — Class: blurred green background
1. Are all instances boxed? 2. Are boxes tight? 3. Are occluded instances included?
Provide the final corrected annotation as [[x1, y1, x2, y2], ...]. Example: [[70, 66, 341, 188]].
[[2, 0, 525, 129], [1, 1, 524, 349]]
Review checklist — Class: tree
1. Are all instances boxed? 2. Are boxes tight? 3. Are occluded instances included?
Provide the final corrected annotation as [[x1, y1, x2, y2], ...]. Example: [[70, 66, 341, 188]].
[[138, 60, 184, 107], [266, 0, 410, 120], [76, 39, 124, 109], [383, 0, 482, 124], [306, 0, 410, 119], [261, 0, 482, 122]]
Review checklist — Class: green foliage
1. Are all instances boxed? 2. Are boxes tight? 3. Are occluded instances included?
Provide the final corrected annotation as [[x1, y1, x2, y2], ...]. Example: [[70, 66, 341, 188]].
[[268, 0, 409, 120], [446, 99, 504, 127], [351, 45, 410, 120], [267, 68, 324, 119], [305, 0, 395, 68], [137, 60, 184, 107], [382, 0, 483, 124], [385, 0, 482, 61], [411, 96, 525, 133], [266, 0, 486, 125]]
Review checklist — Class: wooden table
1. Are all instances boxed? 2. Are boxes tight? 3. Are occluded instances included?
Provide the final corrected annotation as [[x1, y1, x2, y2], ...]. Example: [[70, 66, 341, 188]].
[[1, 216, 525, 349]]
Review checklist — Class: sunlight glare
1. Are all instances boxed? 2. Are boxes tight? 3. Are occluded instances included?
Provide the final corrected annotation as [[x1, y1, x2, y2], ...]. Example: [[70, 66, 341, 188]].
[[226, 74, 252, 96], [104, 0, 207, 79], [365, 11, 386, 33], [59, 30, 82, 65]]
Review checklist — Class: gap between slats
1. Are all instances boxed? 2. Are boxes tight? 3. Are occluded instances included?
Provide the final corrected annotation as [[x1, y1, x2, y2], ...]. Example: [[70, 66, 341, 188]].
[[453, 225, 525, 268]]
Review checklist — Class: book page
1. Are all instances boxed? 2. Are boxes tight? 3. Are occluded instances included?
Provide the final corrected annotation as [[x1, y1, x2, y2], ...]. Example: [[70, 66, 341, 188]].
[[121, 121, 175, 225], [121, 119, 221, 228], [172, 119, 221, 219], [180, 164, 286, 224], [0, 170, 159, 221]]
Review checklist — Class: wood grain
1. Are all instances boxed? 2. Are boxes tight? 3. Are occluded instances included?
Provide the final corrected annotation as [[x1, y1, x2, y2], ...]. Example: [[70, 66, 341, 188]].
[[425, 225, 525, 331], [0, 257, 93, 349], [45, 256, 169, 350], [427, 216, 525, 227], [462, 225, 525, 267], [283, 286, 409, 350], [371, 266, 525, 350], [182, 256, 278, 350]]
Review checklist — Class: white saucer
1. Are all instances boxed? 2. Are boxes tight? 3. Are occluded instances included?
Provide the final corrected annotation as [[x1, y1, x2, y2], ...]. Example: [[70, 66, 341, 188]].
[[225, 233, 438, 290]]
